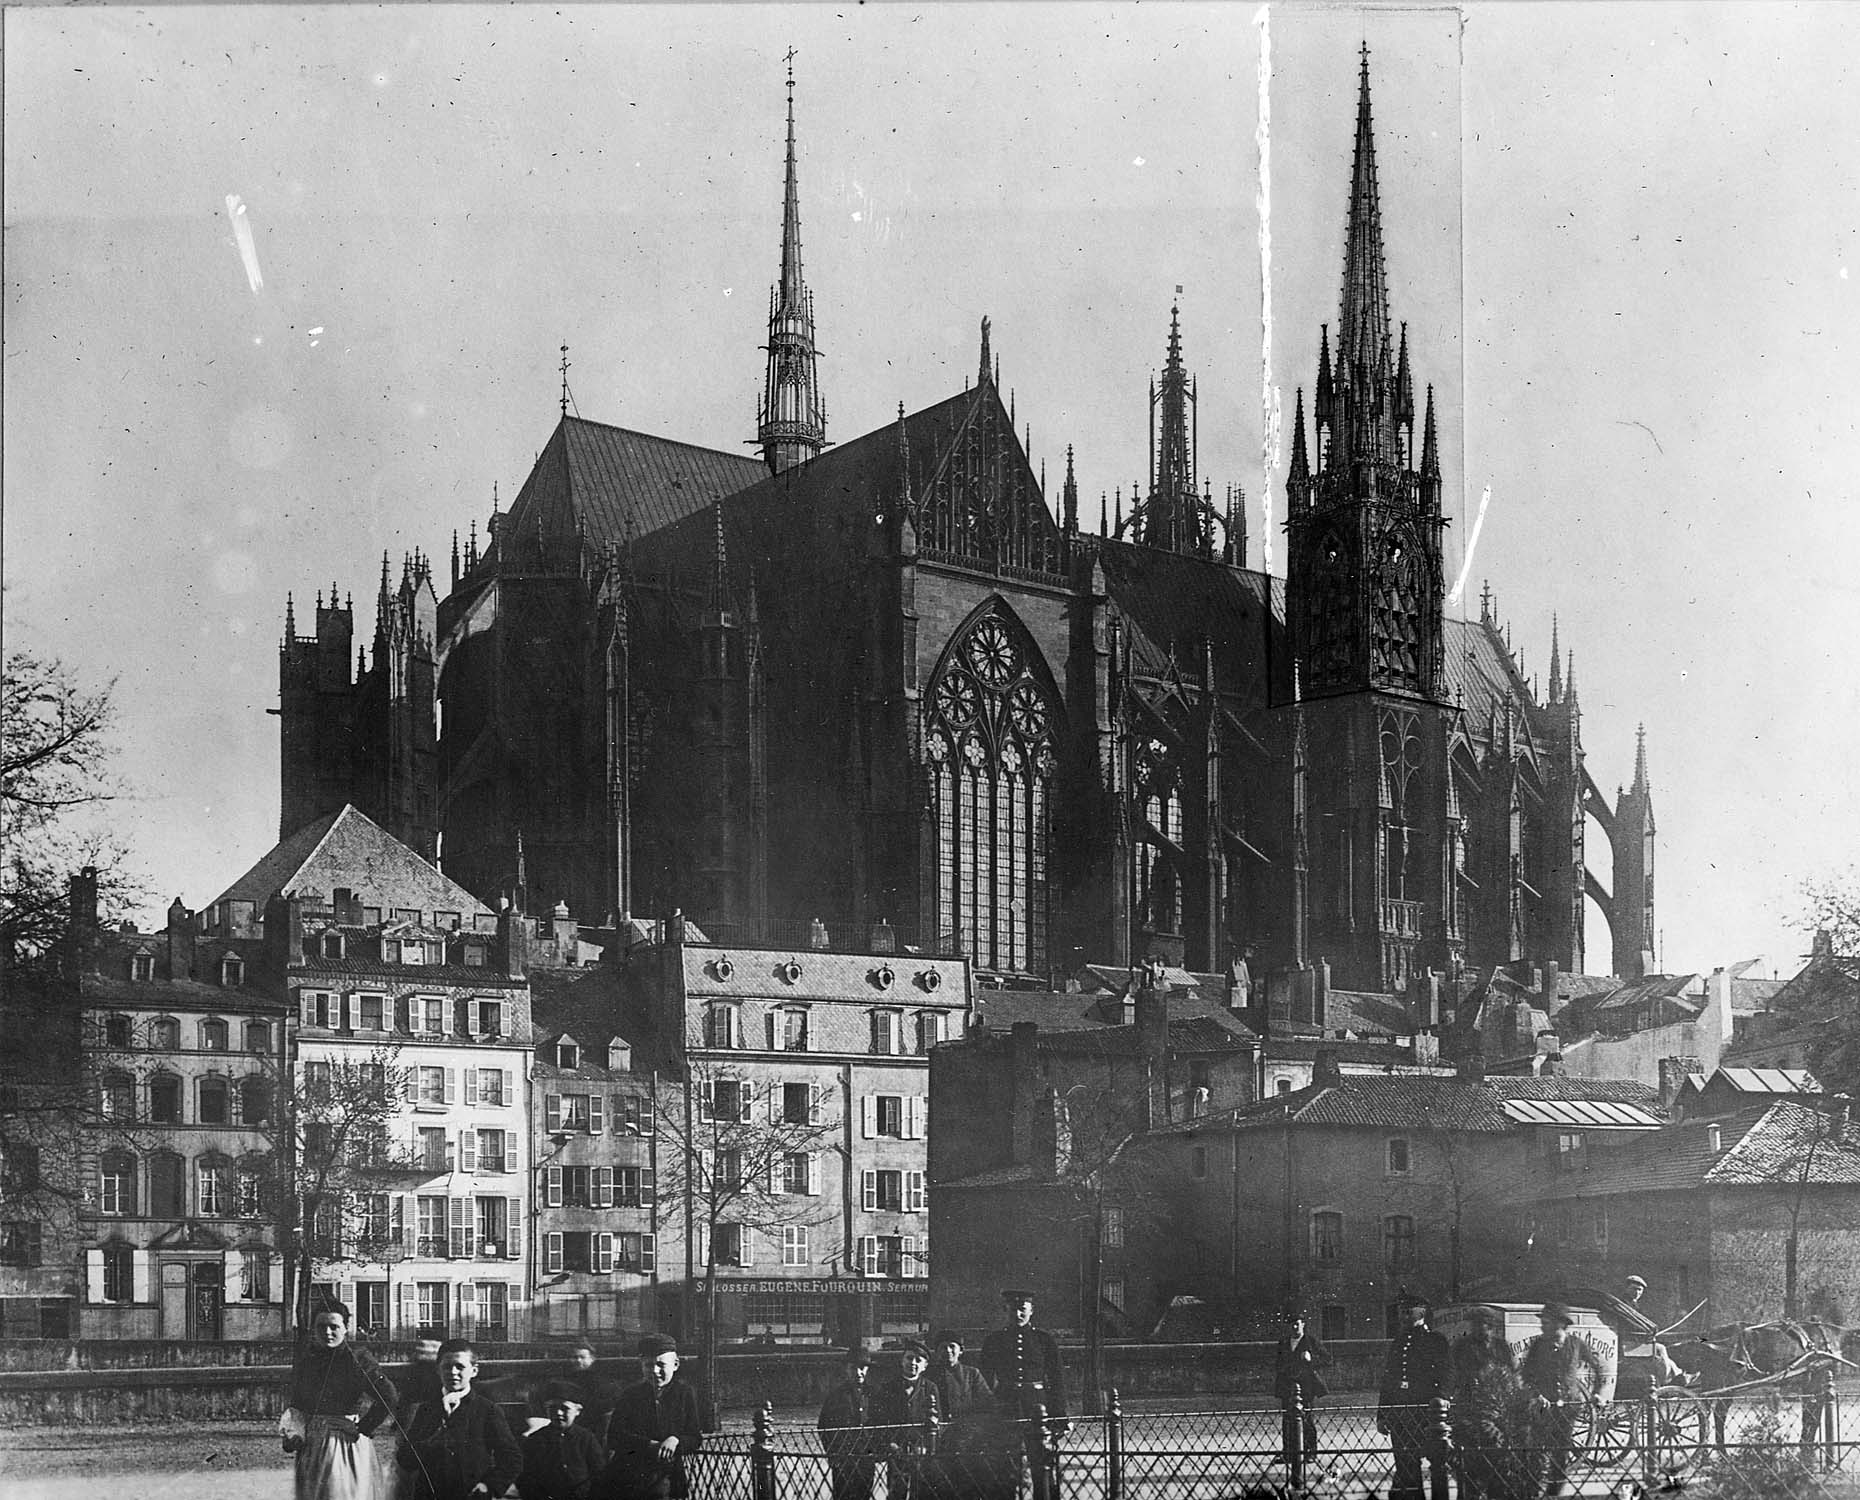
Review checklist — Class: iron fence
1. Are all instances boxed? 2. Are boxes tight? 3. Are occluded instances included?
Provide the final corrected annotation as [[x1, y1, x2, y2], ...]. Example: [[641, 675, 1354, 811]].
[[710, 1385, 1857, 1500]]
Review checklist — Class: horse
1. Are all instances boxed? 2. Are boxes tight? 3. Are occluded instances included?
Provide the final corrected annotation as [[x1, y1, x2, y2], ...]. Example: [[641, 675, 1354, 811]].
[[1663, 1324, 1785, 1449]]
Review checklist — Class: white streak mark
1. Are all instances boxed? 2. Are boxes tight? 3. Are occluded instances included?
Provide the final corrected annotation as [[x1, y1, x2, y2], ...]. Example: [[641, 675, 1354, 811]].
[[1448, 484, 1493, 607], [1254, 5, 1276, 575], [225, 193, 264, 293], [308, 326, 324, 336]]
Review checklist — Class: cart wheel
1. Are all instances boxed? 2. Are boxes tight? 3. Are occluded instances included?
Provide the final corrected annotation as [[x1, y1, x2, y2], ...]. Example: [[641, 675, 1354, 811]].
[[1574, 1402, 1637, 1466], [1649, 1394, 1708, 1472]]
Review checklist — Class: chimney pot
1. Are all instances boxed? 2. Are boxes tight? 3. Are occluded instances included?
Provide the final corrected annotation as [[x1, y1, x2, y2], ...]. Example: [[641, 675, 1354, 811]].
[[1707, 1122, 1722, 1154]]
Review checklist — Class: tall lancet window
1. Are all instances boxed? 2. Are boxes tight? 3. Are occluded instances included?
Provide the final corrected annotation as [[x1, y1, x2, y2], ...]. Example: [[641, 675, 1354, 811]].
[[1135, 735, 1185, 937], [924, 609, 1058, 974]]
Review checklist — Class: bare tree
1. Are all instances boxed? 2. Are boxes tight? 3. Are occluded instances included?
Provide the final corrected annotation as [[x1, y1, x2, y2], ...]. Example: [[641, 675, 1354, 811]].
[[1, 652, 135, 967], [255, 1045, 419, 1332], [649, 1062, 838, 1407], [1798, 875, 1860, 1101]]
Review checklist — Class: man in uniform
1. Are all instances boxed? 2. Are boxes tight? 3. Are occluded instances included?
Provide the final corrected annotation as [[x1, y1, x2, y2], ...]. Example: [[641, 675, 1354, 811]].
[[977, 1290, 1068, 1500], [1378, 1292, 1453, 1500]]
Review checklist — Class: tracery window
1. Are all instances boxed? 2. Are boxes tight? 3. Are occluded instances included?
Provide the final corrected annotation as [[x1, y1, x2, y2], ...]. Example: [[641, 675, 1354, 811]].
[[924, 609, 1058, 974], [1134, 732, 1185, 937]]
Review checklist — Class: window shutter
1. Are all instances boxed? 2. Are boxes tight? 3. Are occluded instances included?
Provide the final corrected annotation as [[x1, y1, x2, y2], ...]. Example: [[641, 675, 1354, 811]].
[[595, 1167, 613, 1209], [506, 1199, 521, 1261], [301, 993, 316, 1028], [461, 1131, 477, 1173], [900, 1236, 917, 1280], [596, 1233, 614, 1274], [768, 1157, 781, 1194], [455, 999, 471, 1037], [766, 1011, 779, 1051], [458, 1282, 474, 1332], [807, 1153, 822, 1196], [699, 1080, 715, 1123], [590, 1095, 604, 1134], [398, 1282, 417, 1337], [402, 1070, 417, 1104], [220, 1248, 242, 1304], [738, 1082, 755, 1123], [811, 1085, 825, 1124], [908, 1171, 926, 1213], [131, 1250, 151, 1303], [393, 1195, 408, 1246], [337, 1277, 357, 1312], [640, 1233, 656, 1274], [443, 1069, 456, 1105], [861, 1096, 876, 1139], [547, 1166, 563, 1208], [862, 1170, 878, 1212], [739, 1227, 754, 1267], [501, 1070, 514, 1107], [342, 993, 356, 1032], [858, 1236, 879, 1276], [641, 1092, 657, 1133], [546, 1094, 562, 1133], [465, 1069, 480, 1105], [640, 1167, 656, 1207], [500, 1129, 516, 1172], [395, 996, 411, 1034], [86, 1248, 105, 1303], [449, 1197, 470, 1258], [906, 1097, 924, 1140]]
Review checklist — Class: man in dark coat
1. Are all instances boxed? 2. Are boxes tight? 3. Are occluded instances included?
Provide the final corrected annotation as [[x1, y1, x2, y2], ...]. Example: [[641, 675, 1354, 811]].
[[928, 1329, 1009, 1500], [878, 1340, 940, 1500], [1378, 1293, 1453, 1500], [817, 1345, 880, 1500], [1520, 1304, 1603, 1500], [1273, 1309, 1332, 1466], [602, 1335, 704, 1500], [1451, 1306, 1525, 1500], [396, 1340, 525, 1500], [519, 1389, 608, 1500], [928, 1331, 995, 1425]]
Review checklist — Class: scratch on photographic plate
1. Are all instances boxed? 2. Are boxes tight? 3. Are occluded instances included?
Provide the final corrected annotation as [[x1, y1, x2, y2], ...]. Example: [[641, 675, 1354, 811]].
[[225, 194, 264, 293], [1255, 5, 1278, 576], [1448, 484, 1492, 607]]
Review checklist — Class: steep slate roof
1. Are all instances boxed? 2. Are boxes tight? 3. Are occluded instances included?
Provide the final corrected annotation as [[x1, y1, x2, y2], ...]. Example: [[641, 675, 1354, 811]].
[[1531, 1103, 1860, 1199], [1441, 616, 1555, 745], [973, 989, 1114, 1033], [491, 417, 767, 563], [211, 805, 494, 920], [1098, 543, 1287, 710], [1326, 987, 1412, 1036]]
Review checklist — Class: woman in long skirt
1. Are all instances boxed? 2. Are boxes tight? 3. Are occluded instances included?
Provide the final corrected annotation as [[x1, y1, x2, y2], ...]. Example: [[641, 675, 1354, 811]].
[[281, 1301, 401, 1500]]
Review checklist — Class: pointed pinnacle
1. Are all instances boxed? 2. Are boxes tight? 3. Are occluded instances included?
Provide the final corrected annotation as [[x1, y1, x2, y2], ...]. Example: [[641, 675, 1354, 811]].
[[1289, 387, 1309, 482], [1633, 724, 1650, 792], [1421, 385, 1440, 477], [979, 316, 992, 387]]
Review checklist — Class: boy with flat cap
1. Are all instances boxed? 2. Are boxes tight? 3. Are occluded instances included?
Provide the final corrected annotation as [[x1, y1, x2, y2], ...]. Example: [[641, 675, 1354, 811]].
[[603, 1335, 704, 1500], [520, 1386, 607, 1500]]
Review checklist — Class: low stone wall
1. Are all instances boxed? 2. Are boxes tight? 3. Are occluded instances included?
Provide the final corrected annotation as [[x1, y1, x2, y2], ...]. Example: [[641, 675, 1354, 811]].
[[0, 1339, 1391, 1425]]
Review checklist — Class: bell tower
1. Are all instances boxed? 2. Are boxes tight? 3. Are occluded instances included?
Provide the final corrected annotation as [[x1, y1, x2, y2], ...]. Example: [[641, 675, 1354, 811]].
[[1285, 49, 1452, 992]]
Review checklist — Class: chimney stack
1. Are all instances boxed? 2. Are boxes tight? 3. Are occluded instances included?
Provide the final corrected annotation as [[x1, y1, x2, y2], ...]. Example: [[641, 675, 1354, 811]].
[[1706, 1122, 1722, 1155], [1312, 1046, 1343, 1088], [166, 898, 192, 981]]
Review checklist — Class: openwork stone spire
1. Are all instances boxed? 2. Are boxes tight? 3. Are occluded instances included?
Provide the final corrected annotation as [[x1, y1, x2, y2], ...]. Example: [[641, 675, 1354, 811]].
[[757, 52, 826, 474]]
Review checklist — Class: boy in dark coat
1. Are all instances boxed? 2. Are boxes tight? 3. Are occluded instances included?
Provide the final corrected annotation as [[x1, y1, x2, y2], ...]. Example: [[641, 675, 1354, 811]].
[[1273, 1309, 1332, 1465], [396, 1340, 524, 1500], [817, 1345, 879, 1500], [603, 1335, 704, 1500], [519, 1388, 607, 1500]]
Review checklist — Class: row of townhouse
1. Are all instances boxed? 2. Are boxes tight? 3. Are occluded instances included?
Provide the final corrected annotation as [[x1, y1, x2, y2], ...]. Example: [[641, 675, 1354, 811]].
[[0, 806, 970, 1347]]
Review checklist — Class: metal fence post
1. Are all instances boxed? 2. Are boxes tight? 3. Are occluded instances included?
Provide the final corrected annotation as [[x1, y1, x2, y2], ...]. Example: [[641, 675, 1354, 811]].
[[751, 1398, 775, 1500], [1640, 1394, 1657, 1487], [1106, 1386, 1124, 1500], [1032, 1401, 1054, 1500], [1289, 1387, 1306, 1491]]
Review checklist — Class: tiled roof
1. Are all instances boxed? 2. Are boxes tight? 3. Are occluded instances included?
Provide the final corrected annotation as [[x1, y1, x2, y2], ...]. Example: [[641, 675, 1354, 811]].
[[529, 967, 676, 1073], [1178, 1073, 1661, 1137], [212, 805, 494, 921], [1531, 1103, 1860, 1199], [1326, 988, 1412, 1037], [1591, 974, 1703, 1013], [973, 989, 1113, 1033], [1484, 1076, 1662, 1106]]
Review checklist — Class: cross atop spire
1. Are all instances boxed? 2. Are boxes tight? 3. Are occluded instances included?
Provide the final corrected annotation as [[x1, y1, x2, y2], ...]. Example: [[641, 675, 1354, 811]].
[[757, 52, 826, 473], [560, 344, 571, 416], [1632, 723, 1650, 793]]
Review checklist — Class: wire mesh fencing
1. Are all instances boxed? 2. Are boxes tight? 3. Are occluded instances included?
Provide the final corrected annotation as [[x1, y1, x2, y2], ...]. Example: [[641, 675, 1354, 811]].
[[702, 1387, 1857, 1500]]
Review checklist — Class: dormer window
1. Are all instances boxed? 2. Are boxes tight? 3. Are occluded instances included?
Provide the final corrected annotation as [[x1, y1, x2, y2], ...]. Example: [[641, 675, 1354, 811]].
[[400, 940, 426, 965], [557, 1040, 580, 1070], [607, 1040, 631, 1072], [320, 932, 345, 961], [130, 954, 155, 983], [219, 956, 244, 988]]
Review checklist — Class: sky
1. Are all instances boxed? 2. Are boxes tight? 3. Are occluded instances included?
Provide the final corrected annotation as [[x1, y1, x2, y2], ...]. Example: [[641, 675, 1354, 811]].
[[5, 2, 1857, 981]]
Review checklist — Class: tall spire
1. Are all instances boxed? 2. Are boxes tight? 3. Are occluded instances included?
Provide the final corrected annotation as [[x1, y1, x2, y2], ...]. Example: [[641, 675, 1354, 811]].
[[1061, 444, 1079, 533], [1142, 296, 1201, 555], [757, 50, 826, 474], [1548, 615, 1563, 703], [1338, 44, 1392, 396], [1632, 723, 1650, 794]]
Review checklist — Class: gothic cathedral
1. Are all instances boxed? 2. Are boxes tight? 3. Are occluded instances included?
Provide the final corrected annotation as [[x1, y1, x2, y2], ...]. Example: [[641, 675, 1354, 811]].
[[277, 56, 1659, 994]]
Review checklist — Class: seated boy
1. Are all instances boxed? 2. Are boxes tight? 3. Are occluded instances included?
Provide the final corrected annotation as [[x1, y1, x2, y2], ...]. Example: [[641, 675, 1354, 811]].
[[519, 1385, 607, 1500]]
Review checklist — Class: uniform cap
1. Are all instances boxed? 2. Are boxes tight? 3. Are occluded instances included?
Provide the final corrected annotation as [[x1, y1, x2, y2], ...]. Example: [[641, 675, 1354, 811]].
[[1000, 1288, 1035, 1305]]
